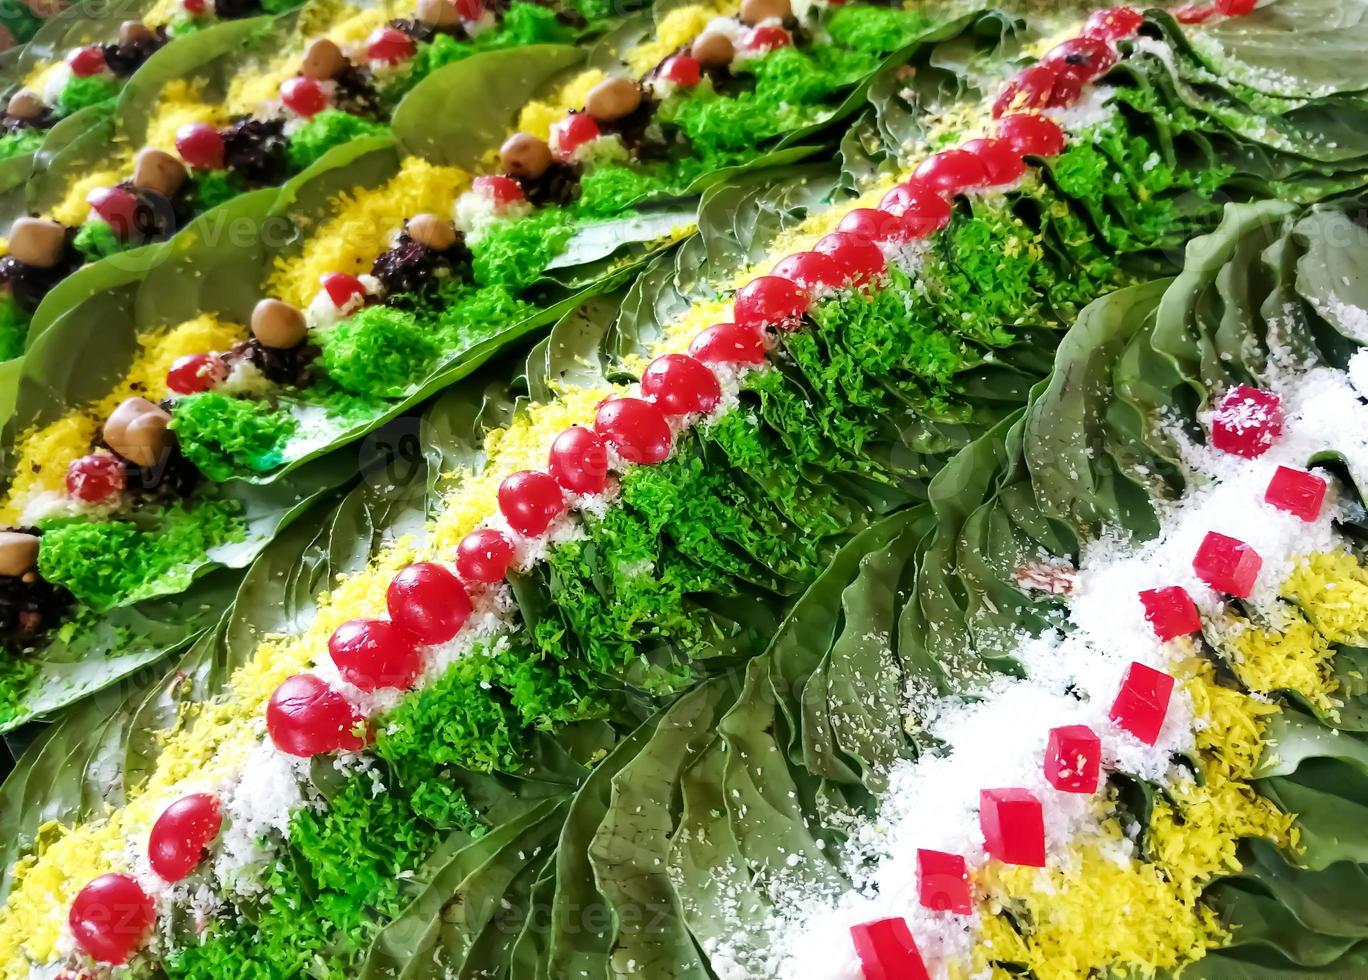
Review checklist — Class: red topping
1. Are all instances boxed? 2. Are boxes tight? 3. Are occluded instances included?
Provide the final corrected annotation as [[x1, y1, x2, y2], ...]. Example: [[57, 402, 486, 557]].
[[328, 618, 422, 692], [550, 112, 601, 162], [87, 187, 139, 239], [280, 76, 328, 117], [771, 250, 847, 293], [366, 26, 416, 64], [980, 788, 1046, 866], [659, 53, 702, 87], [849, 917, 931, 980], [992, 64, 1082, 117], [962, 137, 1027, 185], [548, 426, 610, 494], [741, 25, 792, 52], [66, 453, 126, 503], [321, 271, 367, 308], [1265, 466, 1327, 523], [183, 0, 206, 13], [148, 793, 223, 882], [1193, 530, 1263, 598], [1174, 3, 1216, 22], [814, 231, 886, 285], [689, 321, 767, 366], [456, 528, 515, 583], [733, 275, 809, 329], [880, 181, 954, 238], [1109, 662, 1175, 745], [1042, 36, 1119, 83], [1210, 385, 1282, 457], [175, 122, 225, 170], [996, 113, 1067, 157], [1044, 724, 1101, 793], [1139, 586, 1202, 641], [1082, 6, 1144, 39], [167, 353, 227, 395], [67, 46, 107, 77], [595, 397, 672, 465], [266, 673, 367, 756], [386, 562, 471, 644], [837, 207, 909, 244], [69, 873, 155, 964], [455, 0, 483, 18], [1216, 0, 1257, 13], [641, 353, 721, 417], [472, 174, 525, 208], [498, 469, 566, 536], [912, 149, 990, 196], [916, 849, 971, 914]]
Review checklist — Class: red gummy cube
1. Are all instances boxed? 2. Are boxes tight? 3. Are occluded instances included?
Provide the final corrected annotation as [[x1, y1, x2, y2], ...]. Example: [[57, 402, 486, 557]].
[[1210, 386, 1282, 458], [1109, 662, 1175, 745], [1193, 531, 1263, 598], [917, 849, 972, 914], [1138, 586, 1202, 641], [979, 788, 1045, 867], [1265, 466, 1327, 522], [1044, 724, 1101, 793], [850, 917, 930, 980]]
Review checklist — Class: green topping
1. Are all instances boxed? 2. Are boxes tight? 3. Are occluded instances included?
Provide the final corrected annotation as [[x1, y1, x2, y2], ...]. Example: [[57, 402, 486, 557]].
[[321, 305, 442, 398], [286, 110, 390, 173], [469, 208, 576, 291], [0, 295, 30, 362], [72, 220, 129, 263], [0, 129, 42, 164], [825, 4, 929, 53], [54, 75, 119, 116], [171, 392, 297, 481], [187, 169, 246, 214]]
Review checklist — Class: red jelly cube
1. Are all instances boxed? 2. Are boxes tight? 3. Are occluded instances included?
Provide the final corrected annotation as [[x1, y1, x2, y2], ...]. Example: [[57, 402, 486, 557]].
[[1265, 466, 1327, 522], [1210, 386, 1282, 458], [1138, 586, 1201, 641], [1044, 724, 1101, 793], [916, 849, 972, 914], [849, 917, 930, 980], [1193, 531, 1263, 598], [1109, 662, 1175, 745], [979, 788, 1045, 867]]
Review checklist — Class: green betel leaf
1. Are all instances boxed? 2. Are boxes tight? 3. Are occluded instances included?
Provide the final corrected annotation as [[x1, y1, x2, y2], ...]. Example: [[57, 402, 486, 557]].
[[542, 207, 696, 273], [1294, 208, 1368, 349]]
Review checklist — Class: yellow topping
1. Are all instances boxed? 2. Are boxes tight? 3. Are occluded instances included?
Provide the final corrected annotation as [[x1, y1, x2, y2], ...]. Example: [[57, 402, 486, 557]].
[[517, 68, 607, 141], [1224, 609, 1337, 711], [145, 79, 230, 153], [49, 166, 129, 226], [625, 0, 738, 75], [1283, 550, 1368, 646]]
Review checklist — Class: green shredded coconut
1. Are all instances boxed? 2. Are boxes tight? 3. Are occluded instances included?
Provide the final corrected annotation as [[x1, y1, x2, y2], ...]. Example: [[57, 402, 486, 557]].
[[321, 305, 441, 398], [54, 75, 119, 116], [825, 5, 928, 54], [187, 169, 245, 214], [286, 110, 389, 173], [0, 129, 41, 163], [171, 392, 297, 481], [470, 209, 576, 291], [72, 219, 129, 263]]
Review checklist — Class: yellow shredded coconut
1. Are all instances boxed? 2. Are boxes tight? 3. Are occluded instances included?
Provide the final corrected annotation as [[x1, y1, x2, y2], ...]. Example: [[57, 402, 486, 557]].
[[49, 166, 129, 226], [145, 80, 230, 153], [1222, 609, 1337, 711], [624, 1, 737, 75], [1283, 550, 1368, 646]]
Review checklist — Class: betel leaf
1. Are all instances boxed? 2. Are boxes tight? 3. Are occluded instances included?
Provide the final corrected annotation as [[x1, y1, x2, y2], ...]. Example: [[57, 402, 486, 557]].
[[1294, 207, 1368, 349], [391, 44, 584, 168], [542, 207, 695, 273], [22, 98, 117, 217], [8, 0, 142, 80]]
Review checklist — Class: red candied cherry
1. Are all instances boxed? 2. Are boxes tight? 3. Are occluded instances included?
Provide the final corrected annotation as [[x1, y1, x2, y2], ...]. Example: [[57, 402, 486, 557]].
[[456, 528, 515, 583], [917, 849, 971, 914], [66, 453, 126, 503], [979, 787, 1045, 866], [996, 113, 1066, 157], [548, 426, 609, 494], [837, 207, 908, 244], [472, 174, 525, 208], [366, 26, 416, 65], [850, 917, 931, 980], [741, 25, 791, 53], [550, 112, 600, 162], [689, 321, 767, 366], [266, 673, 367, 757], [814, 231, 886, 285], [913, 149, 990, 196], [498, 469, 565, 537], [148, 793, 223, 882], [595, 397, 672, 465], [1139, 585, 1201, 641], [387, 562, 471, 644], [1174, 4, 1216, 22], [659, 53, 701, 87], [1044, 724, 1102, 793], [87, 186, 139, 239], [1210, 385, 1282, 457], [733, 275, 808, 329], [962, 137, 1026, 185], [640, 352, 721, 417], [993, 64, 1081, 117], [280, 76, 328, 117], [1109, 662, 1175, 745], [1083, 6, 1143, 39], [174, 122, 225, 170], [879, 181, 953, 237], [1193, 531, 1262, 599], [771, 250, 847, 293], [182, 0, 207, 14], [1043, 37, 1119, 84], [1265, 466, 1328, 523], [328, 618, 423, 691], [1216, 0, 1257, 13], [455, 0, 484, 18], [321, 271, 367, 308], [167, 353, 227, 395], [69, 873, 156, 964], [67, 46, 106, 77]]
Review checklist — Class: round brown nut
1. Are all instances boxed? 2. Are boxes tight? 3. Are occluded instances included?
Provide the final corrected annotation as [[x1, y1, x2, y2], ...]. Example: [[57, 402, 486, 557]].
[[499, 132, 552, 180], [690, 30, 734, 69], [406, 213, 457, 251], [131, 147, 186, 198], [739, 0, 790, 24], [584, 77, 641, 123], [0, 531, 39, 578], [301, 37, 348, 80], [118, 20, 155, 45], [415, 0, 460, 27], [104, 397, 173, 469], [251, 298, 308, 350], [8, 217, 67, 269], [6, 88, 43, 120]]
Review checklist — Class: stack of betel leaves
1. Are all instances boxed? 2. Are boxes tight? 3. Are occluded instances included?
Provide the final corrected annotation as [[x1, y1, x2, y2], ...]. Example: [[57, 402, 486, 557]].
[[1, 0, 1367, 976]]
